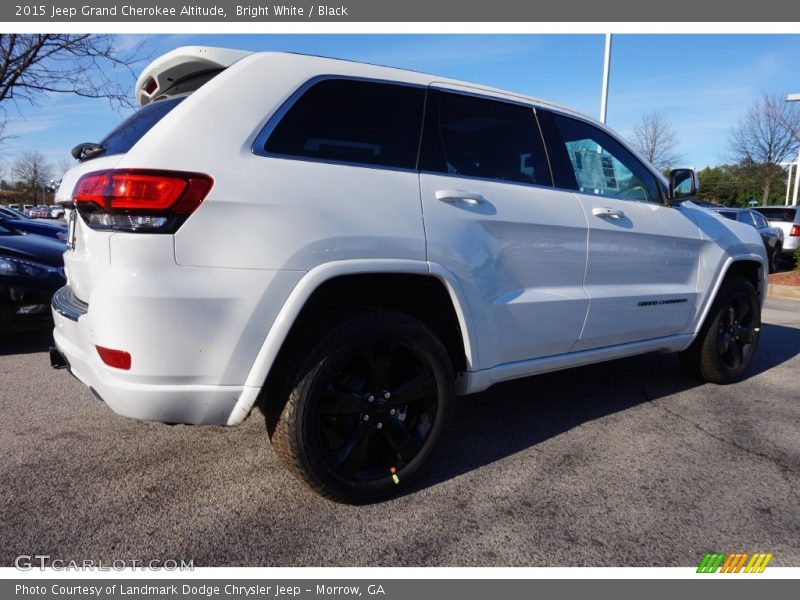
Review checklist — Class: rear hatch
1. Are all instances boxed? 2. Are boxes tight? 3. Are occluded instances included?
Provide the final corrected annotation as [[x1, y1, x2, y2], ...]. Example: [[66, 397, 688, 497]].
[[57, 47, 250, 303], [755, 206, 798, 239]]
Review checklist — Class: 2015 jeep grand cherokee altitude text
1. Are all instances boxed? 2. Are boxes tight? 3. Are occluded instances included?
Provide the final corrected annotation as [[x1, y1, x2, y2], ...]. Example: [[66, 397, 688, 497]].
[[51, 47, 767, 503]]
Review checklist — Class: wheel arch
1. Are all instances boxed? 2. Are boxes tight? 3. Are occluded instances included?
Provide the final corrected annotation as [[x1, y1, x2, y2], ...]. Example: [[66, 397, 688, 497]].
[[227, 259, 477, 425], [691, 255, 766, 340]]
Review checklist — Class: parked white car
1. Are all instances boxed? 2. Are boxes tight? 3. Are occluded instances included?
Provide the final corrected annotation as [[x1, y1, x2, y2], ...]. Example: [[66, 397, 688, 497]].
[[51, 47, 768, 502], [754, 205, 800, 262]]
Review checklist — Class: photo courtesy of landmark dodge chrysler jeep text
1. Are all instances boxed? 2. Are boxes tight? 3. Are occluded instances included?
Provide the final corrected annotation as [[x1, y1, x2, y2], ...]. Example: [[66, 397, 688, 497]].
[[51, 47, 768, 503]]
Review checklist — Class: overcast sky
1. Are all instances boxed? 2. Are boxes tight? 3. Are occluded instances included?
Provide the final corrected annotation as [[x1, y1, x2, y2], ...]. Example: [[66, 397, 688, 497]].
[[2, 33, 799, 180]]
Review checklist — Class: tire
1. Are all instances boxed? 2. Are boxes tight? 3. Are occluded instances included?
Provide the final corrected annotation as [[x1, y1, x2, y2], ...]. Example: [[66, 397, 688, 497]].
[[679, 275, 761, 384], [270, 311, 454, 503], [768, 244, 781, 274]]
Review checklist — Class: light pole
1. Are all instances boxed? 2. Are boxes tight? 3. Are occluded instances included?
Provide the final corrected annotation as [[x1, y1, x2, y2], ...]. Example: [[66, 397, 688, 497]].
[[599, 34, 612, 124], [788, 93, 800, 206]]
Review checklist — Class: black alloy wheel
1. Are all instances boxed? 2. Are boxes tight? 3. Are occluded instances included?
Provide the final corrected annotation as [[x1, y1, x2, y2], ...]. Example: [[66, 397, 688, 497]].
[[716, 292, 758, 372], [270, 311, 453, 503], [679, 275, 761, 384], [314, 340, 439, 482]]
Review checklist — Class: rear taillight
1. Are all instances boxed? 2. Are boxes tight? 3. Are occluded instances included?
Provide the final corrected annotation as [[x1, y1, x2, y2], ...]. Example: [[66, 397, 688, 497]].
[[73, 169, 213, 233], [790, 225, 800, 237]]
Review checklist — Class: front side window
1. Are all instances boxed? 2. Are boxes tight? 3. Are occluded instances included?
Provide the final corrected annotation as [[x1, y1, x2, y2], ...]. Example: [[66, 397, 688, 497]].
[[264, 79, 426, 170], [419, 90, 550, 186], [550, 114, 660, 202], [751, 212, 769, 229]]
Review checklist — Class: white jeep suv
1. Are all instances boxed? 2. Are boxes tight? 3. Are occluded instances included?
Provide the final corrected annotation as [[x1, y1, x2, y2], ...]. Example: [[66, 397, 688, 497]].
[[51, 47, 768, 503]]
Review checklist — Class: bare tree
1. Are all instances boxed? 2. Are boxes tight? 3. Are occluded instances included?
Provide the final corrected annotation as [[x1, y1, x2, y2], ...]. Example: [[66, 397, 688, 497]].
[[56, 155, 74, 181], [13, 150, 53, 203], [630, 111, 682, 171], [0, 34, 148, 110], [729, 92, 800, 206]]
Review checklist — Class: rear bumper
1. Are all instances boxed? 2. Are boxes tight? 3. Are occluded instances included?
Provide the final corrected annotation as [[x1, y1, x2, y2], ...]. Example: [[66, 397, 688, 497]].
[[52, 285, 88, 321], [780, 236, 798, 254], [52, 310, 261, 425], [50, 250, 303, 425]]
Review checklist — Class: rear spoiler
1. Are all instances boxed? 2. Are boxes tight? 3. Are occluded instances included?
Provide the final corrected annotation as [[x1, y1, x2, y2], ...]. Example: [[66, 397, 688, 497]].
[[135, 46, 252, 107]]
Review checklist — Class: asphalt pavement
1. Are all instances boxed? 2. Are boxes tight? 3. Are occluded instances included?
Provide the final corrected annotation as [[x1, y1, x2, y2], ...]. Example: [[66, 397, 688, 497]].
[[1, 299, 798, 567]]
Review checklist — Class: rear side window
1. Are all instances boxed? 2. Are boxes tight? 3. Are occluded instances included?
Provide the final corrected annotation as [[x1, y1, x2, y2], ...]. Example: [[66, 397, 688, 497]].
[[263, 79, 426, 170], [419, 90, 550, 186], [100, 97, 184, 158]]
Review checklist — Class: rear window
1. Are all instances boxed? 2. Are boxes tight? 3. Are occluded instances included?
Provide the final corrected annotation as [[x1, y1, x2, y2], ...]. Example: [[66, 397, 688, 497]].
[[754, 207, 797, 222], [99, 97, 184, 158], [263, 79, 426, 170], [717, 211, 738, 221]]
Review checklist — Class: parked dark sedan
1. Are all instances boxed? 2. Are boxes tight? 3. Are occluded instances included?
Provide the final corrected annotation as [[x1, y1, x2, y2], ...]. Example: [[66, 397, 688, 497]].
[[713, 207, 785, 273], [0, 208, 67, 241], [0, 222, 66, 332]]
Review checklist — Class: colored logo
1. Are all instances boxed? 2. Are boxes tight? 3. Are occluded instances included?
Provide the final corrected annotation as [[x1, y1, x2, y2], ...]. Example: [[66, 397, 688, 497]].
[[697, 552, 773, 573]]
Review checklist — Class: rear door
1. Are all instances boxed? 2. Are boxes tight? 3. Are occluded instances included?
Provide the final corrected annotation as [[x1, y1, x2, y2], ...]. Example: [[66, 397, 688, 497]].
[[538, 109, 702, 351], [419, 87, 589, 369]]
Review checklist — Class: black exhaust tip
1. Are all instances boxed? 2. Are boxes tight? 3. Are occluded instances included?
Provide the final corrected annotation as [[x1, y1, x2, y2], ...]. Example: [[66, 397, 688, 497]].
[[49, 346, 68, 369]]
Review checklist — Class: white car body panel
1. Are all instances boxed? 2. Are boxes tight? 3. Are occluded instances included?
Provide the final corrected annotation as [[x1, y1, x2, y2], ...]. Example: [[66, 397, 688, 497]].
[[51, 49, 769, 426], [419, 172, 590, 367], [572, 196, 702, 351]]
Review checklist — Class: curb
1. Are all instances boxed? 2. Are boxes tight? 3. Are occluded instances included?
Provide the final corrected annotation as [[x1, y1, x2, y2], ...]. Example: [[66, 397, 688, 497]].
[[767, 284, 800, 301]]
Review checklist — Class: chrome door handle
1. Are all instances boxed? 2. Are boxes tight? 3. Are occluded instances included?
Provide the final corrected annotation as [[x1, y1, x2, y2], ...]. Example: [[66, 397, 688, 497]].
[[592, 206, 626, 219], [435, 190, 486, 206]]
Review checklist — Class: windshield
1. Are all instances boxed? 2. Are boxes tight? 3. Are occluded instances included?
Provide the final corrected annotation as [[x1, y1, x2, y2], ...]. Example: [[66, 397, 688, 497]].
[[0, 206, 25, 219]]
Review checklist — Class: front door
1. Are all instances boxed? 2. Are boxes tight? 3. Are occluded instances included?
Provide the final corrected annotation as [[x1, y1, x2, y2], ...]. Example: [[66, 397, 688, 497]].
[[539, 110, 702, 351]]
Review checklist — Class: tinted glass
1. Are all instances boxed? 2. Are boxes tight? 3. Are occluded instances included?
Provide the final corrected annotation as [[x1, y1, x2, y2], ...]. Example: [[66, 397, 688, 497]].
[[718, 211, 738, 221], [738, 211, 757, 228], [751, 212, 769, 229], [264, 79, 426, 169], [100, 97, 185, 158], [551, 114, 660, 202], [419, 90, 550, 186], [755, 207, 798, 222]]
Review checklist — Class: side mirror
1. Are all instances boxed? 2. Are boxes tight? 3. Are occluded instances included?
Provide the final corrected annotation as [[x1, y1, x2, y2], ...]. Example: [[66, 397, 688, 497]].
[[668, 168, 699, 204]]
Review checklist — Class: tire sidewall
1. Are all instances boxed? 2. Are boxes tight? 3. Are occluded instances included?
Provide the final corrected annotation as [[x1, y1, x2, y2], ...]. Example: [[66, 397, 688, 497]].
[[701, 278, 761, 382]]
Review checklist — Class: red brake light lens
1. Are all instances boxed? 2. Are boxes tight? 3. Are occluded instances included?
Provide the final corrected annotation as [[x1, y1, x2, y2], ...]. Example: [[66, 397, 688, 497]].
[[95, 345, 132, 370], [790, 225, 800, 237], [143, 77, 158, 95], [73, 169, 213, 233]]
